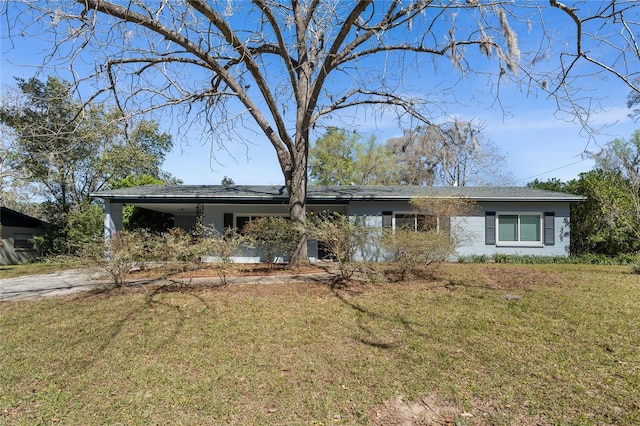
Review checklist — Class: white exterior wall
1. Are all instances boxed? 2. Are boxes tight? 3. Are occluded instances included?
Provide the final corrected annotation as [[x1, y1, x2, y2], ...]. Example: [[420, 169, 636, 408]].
[[200, 203, 347, 262], [103, 201, 123, 239], [455, 201, 571, 258], [348, 200, 404, 262], [348, 200, 572, 259], [147, 199, 572, 262], [199, 203, 289, 262]]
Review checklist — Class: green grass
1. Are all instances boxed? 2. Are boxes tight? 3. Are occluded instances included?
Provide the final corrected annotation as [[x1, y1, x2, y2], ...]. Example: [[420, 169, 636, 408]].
[[459, 253, 640, 265], [0, 260, 78, 279], [1, 264, 639, 425]]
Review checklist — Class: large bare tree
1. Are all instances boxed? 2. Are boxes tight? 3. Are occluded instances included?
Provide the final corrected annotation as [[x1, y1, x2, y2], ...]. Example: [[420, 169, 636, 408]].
[[387, 120, 513, 186], [4, 0, 639, 263]]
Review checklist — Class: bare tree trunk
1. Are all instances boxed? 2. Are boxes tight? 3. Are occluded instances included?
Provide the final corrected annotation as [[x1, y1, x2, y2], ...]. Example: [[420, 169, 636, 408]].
[[287, 133, 310, 266], [288, 169, 308, 265]]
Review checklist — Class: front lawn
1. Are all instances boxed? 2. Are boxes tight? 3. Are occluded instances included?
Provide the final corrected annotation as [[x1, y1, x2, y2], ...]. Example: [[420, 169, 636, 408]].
[[1, 264, 638, 425], [0, 261, 77, 279]]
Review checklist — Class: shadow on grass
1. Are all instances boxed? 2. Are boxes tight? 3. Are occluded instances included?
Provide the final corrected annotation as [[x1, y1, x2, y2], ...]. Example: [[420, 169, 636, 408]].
[[330, 285, 432, 351], [68, 276, 213, 374]]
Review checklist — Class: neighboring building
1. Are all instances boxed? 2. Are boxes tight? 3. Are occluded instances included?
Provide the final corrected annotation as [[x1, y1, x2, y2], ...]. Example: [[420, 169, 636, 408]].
[[0, 207, 46, 264], [91, 185, 585, 261]]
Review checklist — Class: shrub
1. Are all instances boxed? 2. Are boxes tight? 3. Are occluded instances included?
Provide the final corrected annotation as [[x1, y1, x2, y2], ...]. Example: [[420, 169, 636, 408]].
[[81, 224, 246, 287], [81, 229, 156, 287], [65, 203, 104, 254], [307, 212, 371, 281], [243, 216, 298, 268], [195, 225, 245, 285], [462, 254, 489, 263], [492, 253, 509, 264], [479, 253, 640, 265], [160, 227, 204, 283], [380, 228, 456, 280], [158, 224, 247, 285]]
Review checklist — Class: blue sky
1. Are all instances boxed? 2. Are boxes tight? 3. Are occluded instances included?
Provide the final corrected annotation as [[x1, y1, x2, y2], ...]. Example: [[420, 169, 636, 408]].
[[1, 2, 637, 187], [147, 66, 637, 186], [159, 90, 635, 186]]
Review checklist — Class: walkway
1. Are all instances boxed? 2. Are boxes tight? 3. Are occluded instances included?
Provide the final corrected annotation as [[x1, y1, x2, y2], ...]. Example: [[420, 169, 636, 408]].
[[0, 269, 334, 302]]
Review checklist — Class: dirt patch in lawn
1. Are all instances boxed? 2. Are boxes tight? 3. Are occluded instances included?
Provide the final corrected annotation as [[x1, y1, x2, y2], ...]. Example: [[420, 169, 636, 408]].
[[90, 263, 565, 299], [370, 394, 552, 426], [370, 394, 460, 425], [469, 264, 563, 291]]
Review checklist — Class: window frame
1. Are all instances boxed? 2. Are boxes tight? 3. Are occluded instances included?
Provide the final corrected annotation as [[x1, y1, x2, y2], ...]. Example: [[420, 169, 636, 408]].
[[13, 233, 36, 251], [388, 211, 446, 233], [393, 211, 420, 231], [233, 213, 289, 233], [495, 212, 544, 247]]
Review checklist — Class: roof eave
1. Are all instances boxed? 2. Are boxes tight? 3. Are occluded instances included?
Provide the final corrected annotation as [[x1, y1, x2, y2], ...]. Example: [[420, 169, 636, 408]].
[[91, 195, 585, 203], [473, 196, 586, 202]]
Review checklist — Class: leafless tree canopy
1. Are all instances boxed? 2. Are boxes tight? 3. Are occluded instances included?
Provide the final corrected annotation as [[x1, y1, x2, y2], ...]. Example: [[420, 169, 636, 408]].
[[387, 120, 513, 186], [4, 0, 639, 263]]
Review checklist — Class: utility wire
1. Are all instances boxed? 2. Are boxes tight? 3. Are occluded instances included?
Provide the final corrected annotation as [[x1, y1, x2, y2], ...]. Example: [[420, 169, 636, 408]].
[[515, 158, 589, 184]]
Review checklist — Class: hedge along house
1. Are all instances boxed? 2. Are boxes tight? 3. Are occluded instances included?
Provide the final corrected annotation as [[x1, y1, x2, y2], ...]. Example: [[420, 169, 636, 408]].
[[91, 185, 585, 262], [0, 207, 47, 265]]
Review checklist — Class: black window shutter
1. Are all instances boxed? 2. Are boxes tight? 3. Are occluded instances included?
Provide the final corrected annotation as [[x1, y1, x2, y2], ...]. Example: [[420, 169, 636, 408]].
[[544, 212, 555, 245], [223, 213, 234, 230], [485, 212, 496, 245], [382, 211, 393, 229]]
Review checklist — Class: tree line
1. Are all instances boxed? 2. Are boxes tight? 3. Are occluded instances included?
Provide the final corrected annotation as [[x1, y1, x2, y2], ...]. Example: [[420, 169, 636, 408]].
[[528, 129, 640, 257], [0, 76, 177, 255], [2, 75, 640, 260], [308, 123, 512, 187]]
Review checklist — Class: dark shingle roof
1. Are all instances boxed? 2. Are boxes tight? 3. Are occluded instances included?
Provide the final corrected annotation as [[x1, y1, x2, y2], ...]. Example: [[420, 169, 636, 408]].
[[0, 207, 48, 228], [91, 185, 585, 203]]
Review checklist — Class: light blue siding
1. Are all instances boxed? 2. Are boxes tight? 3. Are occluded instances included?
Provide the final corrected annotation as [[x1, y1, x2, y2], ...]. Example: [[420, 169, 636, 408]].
[[196, 199, 574, 262], [349, 200, 572, 259], [201, 203, 346, 262], [457, 201, 571, 258]]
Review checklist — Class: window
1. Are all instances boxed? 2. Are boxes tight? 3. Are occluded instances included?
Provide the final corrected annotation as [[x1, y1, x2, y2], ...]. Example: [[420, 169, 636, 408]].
[[235, 215, 257, 233], [496, 213, 542, 245], [235, 215, 265, 233], [232, 214, 288, 233], [14, 233, 35, 250], [395, 213, 419, 231], [388, 212, 447, 232]]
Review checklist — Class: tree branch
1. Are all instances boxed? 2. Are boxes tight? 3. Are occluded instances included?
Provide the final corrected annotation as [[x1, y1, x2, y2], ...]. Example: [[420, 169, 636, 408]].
[[187, 0, 295, 156], [314, 89, 432, 124]]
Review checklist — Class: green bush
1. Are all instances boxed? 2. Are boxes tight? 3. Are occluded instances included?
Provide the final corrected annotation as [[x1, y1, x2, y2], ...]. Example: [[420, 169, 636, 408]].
[[80, 229, 156, 287], [157, 224, 247, 285], [380, 228, 456, 280], [157, 227, 204, 282], [469, 254, 490, 263], [243, 216, 298, 268], [307, 212, 371, 281], [463, 253, 640, 266], [65, 203, 104, 254], [195, 225, 245, 285], [492, 253, 509, 264]]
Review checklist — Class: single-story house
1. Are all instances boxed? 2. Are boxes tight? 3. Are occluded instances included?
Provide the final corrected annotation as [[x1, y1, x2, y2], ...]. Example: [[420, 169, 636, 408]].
[[0, 207, 46, 264], [91, 185, 584, 261]]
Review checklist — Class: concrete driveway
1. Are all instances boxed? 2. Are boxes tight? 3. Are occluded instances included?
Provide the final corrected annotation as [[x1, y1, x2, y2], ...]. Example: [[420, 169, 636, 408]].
[[0, 269, 334, 302], [0, 269, 109, 302]]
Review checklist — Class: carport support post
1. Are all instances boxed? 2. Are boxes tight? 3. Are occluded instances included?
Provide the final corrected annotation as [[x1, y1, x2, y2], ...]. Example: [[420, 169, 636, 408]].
[[103, 201, 123, 240]]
